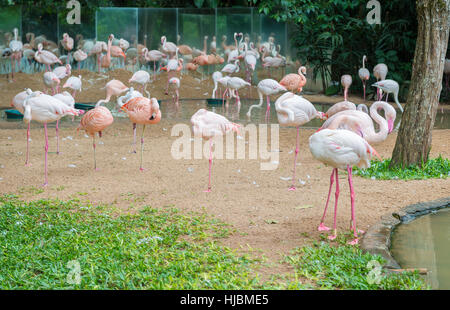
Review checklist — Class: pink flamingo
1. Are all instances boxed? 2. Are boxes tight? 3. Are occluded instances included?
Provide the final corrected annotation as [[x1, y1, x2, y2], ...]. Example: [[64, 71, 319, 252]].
[[279, 66, 307, 94], [341, 75, 352, 101], [23, 93, 80, 186], [275, 92, 327, 190], [43, 72, 60, 95], [129, 70, 151, 98], [358, 55, 370, 101], [309, 128, 381, 245], [160, 48, 183, 94], [73, 49, 87, 73], [321, 101, 397, 144], [325, 101, 356, 118], [53, 64, 71, 80], [89, 40, 107, 73], [168, 77, 180, 107], [61, 33, 74, 65], [223, 77, 250, 111], [11, 89, 43, 166], [117, 87, 144, 153], [143, 48, 167, 81], [373, 63, 388, 100], [34, 43, 62, 72], [247, 79, 287, 121], [78, 102, 114, 171], [221, 59, 240, 75], [161, 35, 177, 57], [191, 109, 240, 192], [99, 35, 114, 72], [97, 79, 129, 107], [9, 28, 23, 82], [120, 97, 162, 171], [63, 75, 82, 98]]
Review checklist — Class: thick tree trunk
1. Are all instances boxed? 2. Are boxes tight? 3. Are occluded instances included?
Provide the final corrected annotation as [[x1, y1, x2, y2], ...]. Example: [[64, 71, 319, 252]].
[[390, 0, 450, 168]]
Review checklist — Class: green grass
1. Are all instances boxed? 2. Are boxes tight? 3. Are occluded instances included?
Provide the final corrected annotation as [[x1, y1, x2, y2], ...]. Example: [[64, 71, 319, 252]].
[[354, 155, 450, 180], [285, 242, 429, 290], [0, 195, 281, 290]]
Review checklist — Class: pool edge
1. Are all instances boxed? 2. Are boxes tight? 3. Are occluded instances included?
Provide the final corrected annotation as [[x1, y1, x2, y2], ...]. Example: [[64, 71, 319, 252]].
[[360, 196, 450, 270]]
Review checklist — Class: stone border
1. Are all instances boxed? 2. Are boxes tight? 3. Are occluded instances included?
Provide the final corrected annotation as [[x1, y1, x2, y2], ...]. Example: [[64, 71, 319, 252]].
[[360, 196, 450, 270]]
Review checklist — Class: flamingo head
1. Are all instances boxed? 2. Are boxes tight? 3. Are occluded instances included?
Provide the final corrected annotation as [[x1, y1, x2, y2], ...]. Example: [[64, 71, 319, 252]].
[[161, 36, 166, 44], [317, 112, 327, 121]]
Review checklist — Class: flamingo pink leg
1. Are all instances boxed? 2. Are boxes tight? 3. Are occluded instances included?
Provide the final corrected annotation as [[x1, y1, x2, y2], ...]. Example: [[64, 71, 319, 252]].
[[43, 123, 49, 186], [139, 125, 146, 171], [318, 168, 336, 232], [131, 123, 137, 153], [265, 95, 270, 122], [204, 139, 212, 192], [363, 81, 366, 101], [328, 169, 340, 240], [56, 120, 60, 155], [25, 122, 31, 166], [347, 165, 359, 245], [222, 88, 228, 107], [289, 126, 300, 191]]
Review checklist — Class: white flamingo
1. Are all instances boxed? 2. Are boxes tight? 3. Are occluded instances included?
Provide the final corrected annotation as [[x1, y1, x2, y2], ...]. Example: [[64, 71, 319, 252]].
[[247, 79, 286, 121]]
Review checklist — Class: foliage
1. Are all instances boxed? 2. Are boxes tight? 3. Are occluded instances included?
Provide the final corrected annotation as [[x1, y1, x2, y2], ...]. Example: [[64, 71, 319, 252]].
[[0, 195, 271, 289], [354, 155, 450, 180], [285, 242, 429, 290], [252, 0, 418, 100]]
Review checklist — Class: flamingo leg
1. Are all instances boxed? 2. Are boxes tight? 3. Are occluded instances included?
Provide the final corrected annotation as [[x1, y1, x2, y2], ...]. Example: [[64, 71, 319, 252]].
[[140, 125, 146, 171], [265, 95, 270, 122], [56, 120, 60, 155], [25, 122, 31, 166], [131, 123, 137, 153], [318, 168, 335, 232], [93, 134, 98, 171], [204, 139, 212, 192], [328, 168, 340, 240], [363, 81, 366, 101], [43, 123, 49, 186], [10, 56, 15, 81], [289, 126, 300, 191], [347, 165, 360, 245]]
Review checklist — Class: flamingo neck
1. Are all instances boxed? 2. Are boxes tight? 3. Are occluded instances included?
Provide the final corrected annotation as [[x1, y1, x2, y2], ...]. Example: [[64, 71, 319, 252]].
[[369, 102, 389, 143]]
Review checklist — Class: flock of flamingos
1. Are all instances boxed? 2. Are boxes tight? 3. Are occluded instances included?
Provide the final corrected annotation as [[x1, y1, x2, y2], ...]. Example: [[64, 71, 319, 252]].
[[5, 28, 412, 245]]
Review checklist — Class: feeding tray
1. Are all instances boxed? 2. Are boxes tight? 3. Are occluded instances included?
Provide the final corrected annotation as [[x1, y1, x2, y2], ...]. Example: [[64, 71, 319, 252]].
[[5, 109, 23, 119], [206, 98, 223, 105], [75, 103, 95, 111]]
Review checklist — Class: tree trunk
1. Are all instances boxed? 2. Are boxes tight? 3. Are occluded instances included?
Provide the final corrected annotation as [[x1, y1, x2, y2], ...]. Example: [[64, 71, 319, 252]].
[[390, 0, 450, 168]]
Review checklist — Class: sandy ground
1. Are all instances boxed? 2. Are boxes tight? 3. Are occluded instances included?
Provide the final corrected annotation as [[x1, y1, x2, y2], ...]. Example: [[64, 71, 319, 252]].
[[0, 113, 449, 279]]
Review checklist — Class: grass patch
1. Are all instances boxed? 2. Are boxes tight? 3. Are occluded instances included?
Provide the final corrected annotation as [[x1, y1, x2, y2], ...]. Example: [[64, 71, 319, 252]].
[[354, 155, 450, 180], [0, 195, 291, 290], [285, 242, 429, 290]]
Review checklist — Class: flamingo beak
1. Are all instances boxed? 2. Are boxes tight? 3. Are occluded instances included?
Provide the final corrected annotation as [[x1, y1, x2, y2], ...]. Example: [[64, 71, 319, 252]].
[[388, 119, 394, 133], [368, 147, 382, 161]]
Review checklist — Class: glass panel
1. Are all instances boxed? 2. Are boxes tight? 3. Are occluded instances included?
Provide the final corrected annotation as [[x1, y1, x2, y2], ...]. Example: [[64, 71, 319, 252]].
[[0, 6, 21, 46], [96, 8, 138, 44], [178, 8, 215, 54], [138, 8, 177, 51]]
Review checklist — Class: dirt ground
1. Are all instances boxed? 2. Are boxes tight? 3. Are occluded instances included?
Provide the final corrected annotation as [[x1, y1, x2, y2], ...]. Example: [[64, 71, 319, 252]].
[[1, 69, 449, 280], [0, 116, 449, 279]]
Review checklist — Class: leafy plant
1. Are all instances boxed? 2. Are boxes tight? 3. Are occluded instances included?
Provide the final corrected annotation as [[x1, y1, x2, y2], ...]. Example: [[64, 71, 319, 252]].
[[285, 242, 429, 290], [354, 155, 450, 180]]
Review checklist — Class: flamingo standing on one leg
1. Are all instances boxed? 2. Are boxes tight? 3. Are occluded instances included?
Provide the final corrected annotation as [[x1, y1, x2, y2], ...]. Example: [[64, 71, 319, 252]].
[[373, 63, 388, 100], [191, 109, 240, 192], [11, 89, 43, 166], [34, 43, 62, 72], [129, 70, 151, 98], [160, 48, 183, 95], [341, 75, 352, 101], [22, 93, 81, 186], [279, 66, 307, 95], [9, 28, 23, 82], [358, 55, 370, 101], [144, 49, 167, 81], [78, 102, 114, 171], [247, 79, 287, 121], [275, 92, 327, 190], [309, 128, 381, 245], [73, 49, 87, 74], [117, 87, 144, 153], [61, 33, 74, 65], [120, 97, 162, 171]]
